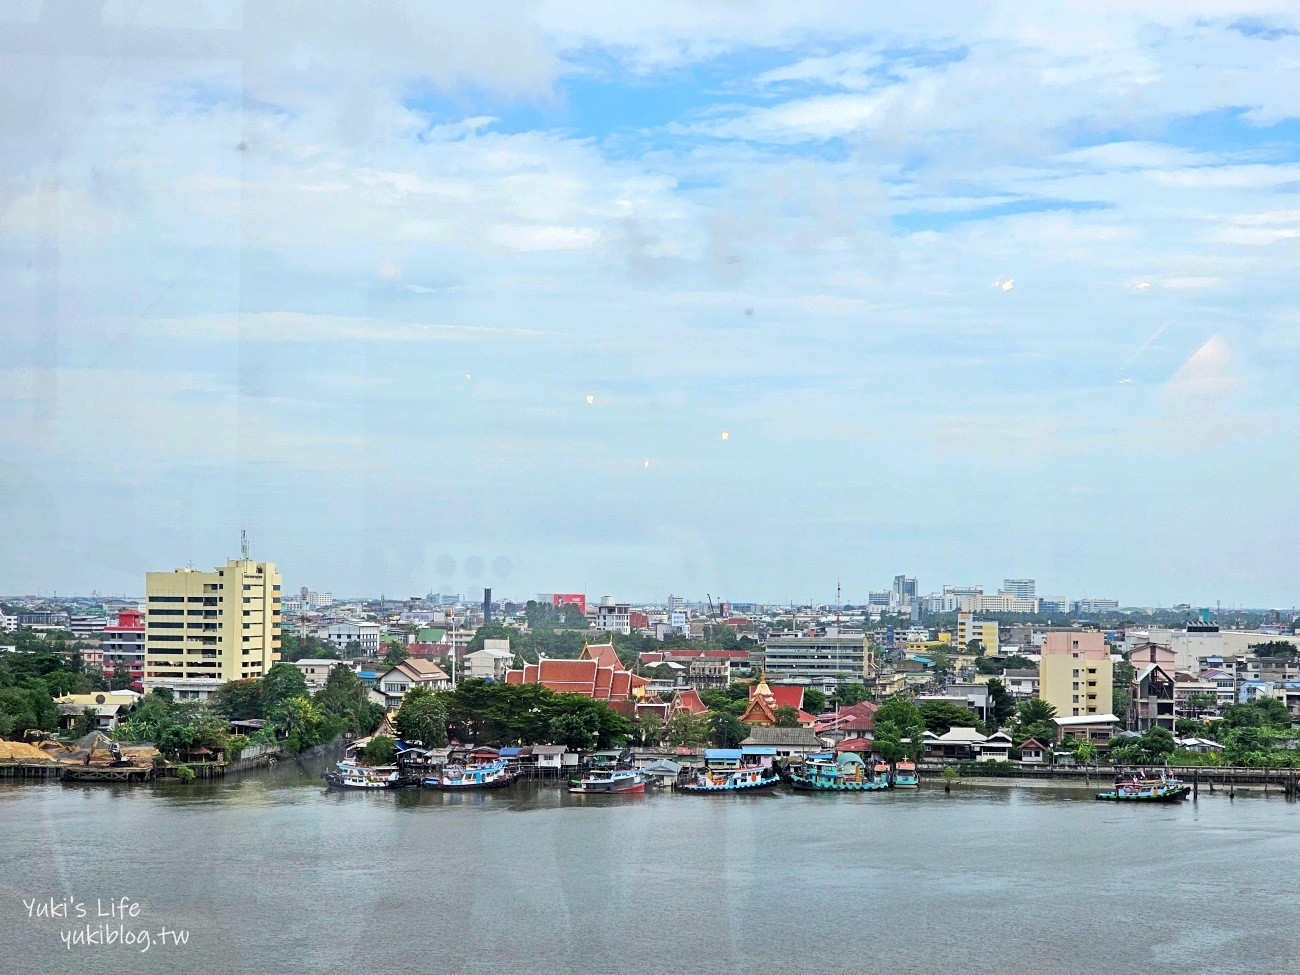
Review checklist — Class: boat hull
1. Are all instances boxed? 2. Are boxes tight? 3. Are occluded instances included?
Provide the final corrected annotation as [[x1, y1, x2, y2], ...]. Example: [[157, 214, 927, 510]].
[[679, 776, 780, 794], [1096, 785, 1190, 802], [789, 776, 891, 792], [569, 781, 646, 794], [425, 773, 520, 790], [324, 773, 398, 790]]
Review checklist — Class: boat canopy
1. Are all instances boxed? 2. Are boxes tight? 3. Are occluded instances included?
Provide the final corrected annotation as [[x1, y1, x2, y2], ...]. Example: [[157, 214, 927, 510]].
[[837, 752, 866, 768]]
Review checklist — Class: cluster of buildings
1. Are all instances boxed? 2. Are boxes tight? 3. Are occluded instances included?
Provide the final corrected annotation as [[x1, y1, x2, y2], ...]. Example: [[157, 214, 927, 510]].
[[864, 575, 1117, 619], [4, 558, 1298, 764]]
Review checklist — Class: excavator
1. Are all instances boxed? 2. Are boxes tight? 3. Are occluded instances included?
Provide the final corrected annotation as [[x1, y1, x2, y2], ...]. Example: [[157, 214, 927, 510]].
[[81, 732, 130, 767]]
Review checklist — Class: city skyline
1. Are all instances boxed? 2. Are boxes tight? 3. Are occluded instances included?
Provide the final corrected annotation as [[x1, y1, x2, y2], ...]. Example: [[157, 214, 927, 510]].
[[4, 5, 1300, 605]]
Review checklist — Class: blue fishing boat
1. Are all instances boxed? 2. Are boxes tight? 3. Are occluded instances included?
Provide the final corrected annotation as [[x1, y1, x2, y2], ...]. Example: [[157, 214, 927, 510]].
[[789, 752, 891, 792], [425, 759, 520, 790], [1096, 771, 1189, 802], [892, 759, 919, 788], [679, 748, 780, 794]]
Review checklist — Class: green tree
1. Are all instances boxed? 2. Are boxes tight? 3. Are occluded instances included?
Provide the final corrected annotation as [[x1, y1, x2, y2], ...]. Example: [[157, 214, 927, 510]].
[[918, 700, 979, 734], [833, 683, 870, 706], [1248, 640, 1299, 660], [802, 688, 827, 714], [1013, 697, 1057, 746], [986, 678, 1016, 727], [773, 705, 801, 728], [874, 697, 927, 761], [268, 696, 326, 754], [314, 664, 383, 739], [709, 711, 749, 749], [394, 686, 449, 747], [548, 710, 599, 751], [261, 662, 309, 714], [664, 712, 712, 748], [382, 642, 410, 668], [211, 679, 265, 721], [633, 713, 665, 747], [361, 734, 398, 765]]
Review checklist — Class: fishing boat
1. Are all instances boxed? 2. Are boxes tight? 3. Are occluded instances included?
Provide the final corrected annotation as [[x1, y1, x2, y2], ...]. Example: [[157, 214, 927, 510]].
[[892, 759, 919, 788], [789, 752, 891, 792], [323, 760, 401, 790], [680, 764, 779, 793], [1096, 772, 1190, 802], [425, 759, 520, 790], [568, 768, 647, 794]]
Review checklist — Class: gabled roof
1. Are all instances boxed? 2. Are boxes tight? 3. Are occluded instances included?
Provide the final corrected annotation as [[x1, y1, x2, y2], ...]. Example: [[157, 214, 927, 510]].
[[928, 726, 988, 744], [1018, 737, 1047, 750], [673, 689, 708, 716], [581, 642, 621, 669], [740, 726, 823, 748], [384, 658, 450, 683]]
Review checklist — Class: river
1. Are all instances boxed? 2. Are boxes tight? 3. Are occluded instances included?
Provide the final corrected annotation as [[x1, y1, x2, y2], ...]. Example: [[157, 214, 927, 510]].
[[2, 757, 1296, 975]]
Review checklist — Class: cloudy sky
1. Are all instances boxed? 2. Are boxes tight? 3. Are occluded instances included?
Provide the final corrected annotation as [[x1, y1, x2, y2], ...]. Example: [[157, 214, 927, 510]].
[[2, 2, 1299, 607]]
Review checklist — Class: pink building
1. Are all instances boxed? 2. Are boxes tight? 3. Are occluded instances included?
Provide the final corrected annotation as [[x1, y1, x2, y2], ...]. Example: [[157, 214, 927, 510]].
[[1041, 631, 1108, 658]]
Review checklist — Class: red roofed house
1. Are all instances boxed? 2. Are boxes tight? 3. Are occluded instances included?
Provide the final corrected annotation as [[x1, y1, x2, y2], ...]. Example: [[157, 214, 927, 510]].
[[504, 642, 647, 707], [814, 700, 879, 737], [672, 688, 708, 717], [739, 677, 816, 727]]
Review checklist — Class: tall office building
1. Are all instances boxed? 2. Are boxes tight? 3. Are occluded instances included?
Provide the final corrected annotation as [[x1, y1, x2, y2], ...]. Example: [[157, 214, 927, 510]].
[[144, 559, 282, 701], [1001, 579, 1036, 600], [891, 575, 918, 608]]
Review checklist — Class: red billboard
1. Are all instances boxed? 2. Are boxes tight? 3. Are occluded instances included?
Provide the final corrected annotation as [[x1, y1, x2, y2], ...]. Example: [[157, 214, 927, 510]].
[[552, 593, 586, 613]]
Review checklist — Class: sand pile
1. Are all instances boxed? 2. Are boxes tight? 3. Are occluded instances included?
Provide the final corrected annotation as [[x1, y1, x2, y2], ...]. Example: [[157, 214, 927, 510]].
[[0, 740, 57, 762]]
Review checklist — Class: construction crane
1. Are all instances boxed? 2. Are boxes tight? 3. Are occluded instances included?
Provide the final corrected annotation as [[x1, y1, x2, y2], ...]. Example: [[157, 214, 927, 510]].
[[706, 594, 716, 618]]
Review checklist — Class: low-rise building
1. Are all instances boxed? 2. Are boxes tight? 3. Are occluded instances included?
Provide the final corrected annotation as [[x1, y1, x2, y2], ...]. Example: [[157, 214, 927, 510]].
[[464, 644, 514, 681], [1052, 713, 1120, 747], [319, 620, 381, 655], [293, 658, 342, 692], [372, 659, 451, 709]]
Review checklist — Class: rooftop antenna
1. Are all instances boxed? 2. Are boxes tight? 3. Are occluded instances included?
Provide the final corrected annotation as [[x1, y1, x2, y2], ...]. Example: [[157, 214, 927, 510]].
[[241, 529, 249, 561]]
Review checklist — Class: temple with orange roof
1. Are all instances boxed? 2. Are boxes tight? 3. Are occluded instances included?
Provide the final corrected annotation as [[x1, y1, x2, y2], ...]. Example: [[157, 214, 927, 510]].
[[739, 675, 816, 727], [504, 642, 648, 706]]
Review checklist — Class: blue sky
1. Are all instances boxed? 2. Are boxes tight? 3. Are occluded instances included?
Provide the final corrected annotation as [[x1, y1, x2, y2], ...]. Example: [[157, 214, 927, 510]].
[[2, 2, 1300, 607]]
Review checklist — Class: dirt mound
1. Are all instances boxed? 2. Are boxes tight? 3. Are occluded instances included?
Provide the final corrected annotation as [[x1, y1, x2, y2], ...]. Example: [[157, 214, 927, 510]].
[[0, 741, 57, 762]]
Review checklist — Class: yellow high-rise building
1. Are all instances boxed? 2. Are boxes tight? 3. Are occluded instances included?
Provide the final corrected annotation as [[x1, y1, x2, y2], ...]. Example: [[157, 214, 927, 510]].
[[1038, 631, 1112, 718], [144, 559, 282, 701], [955, 612, 999, 656]]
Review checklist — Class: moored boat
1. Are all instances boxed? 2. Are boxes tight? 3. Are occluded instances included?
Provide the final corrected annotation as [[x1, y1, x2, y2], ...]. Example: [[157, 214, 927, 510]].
[[425, 759, 520, 790], [324, 760, 401, 790], [1096, 772, 1190, 802], [892, 760, 919, 788], [680, 764, 780, 793], [568, 768, 647, 794], [790, 752, 891, 792]]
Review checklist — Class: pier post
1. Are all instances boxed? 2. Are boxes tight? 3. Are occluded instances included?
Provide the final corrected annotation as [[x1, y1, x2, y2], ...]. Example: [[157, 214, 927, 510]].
[[1193, 769, 1198, 801]]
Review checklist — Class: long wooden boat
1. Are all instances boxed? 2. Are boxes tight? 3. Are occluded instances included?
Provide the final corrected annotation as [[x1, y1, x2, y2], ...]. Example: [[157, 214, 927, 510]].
[[324, 760, 400, 790], [1096, 774, 1190, 802], [569, 768, 646, 794], [789, 752, 891, 792], [425, 759, 520, 790], [679, 763, 780, 794]]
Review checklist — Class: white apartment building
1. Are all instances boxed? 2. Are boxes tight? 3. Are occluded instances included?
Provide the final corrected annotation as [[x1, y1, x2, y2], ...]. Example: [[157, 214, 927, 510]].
[[593, 597, 632, 635], [1001, 579, 1036, 600], [318, 620, 381, 655], [960, 593, 1039, 614]]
